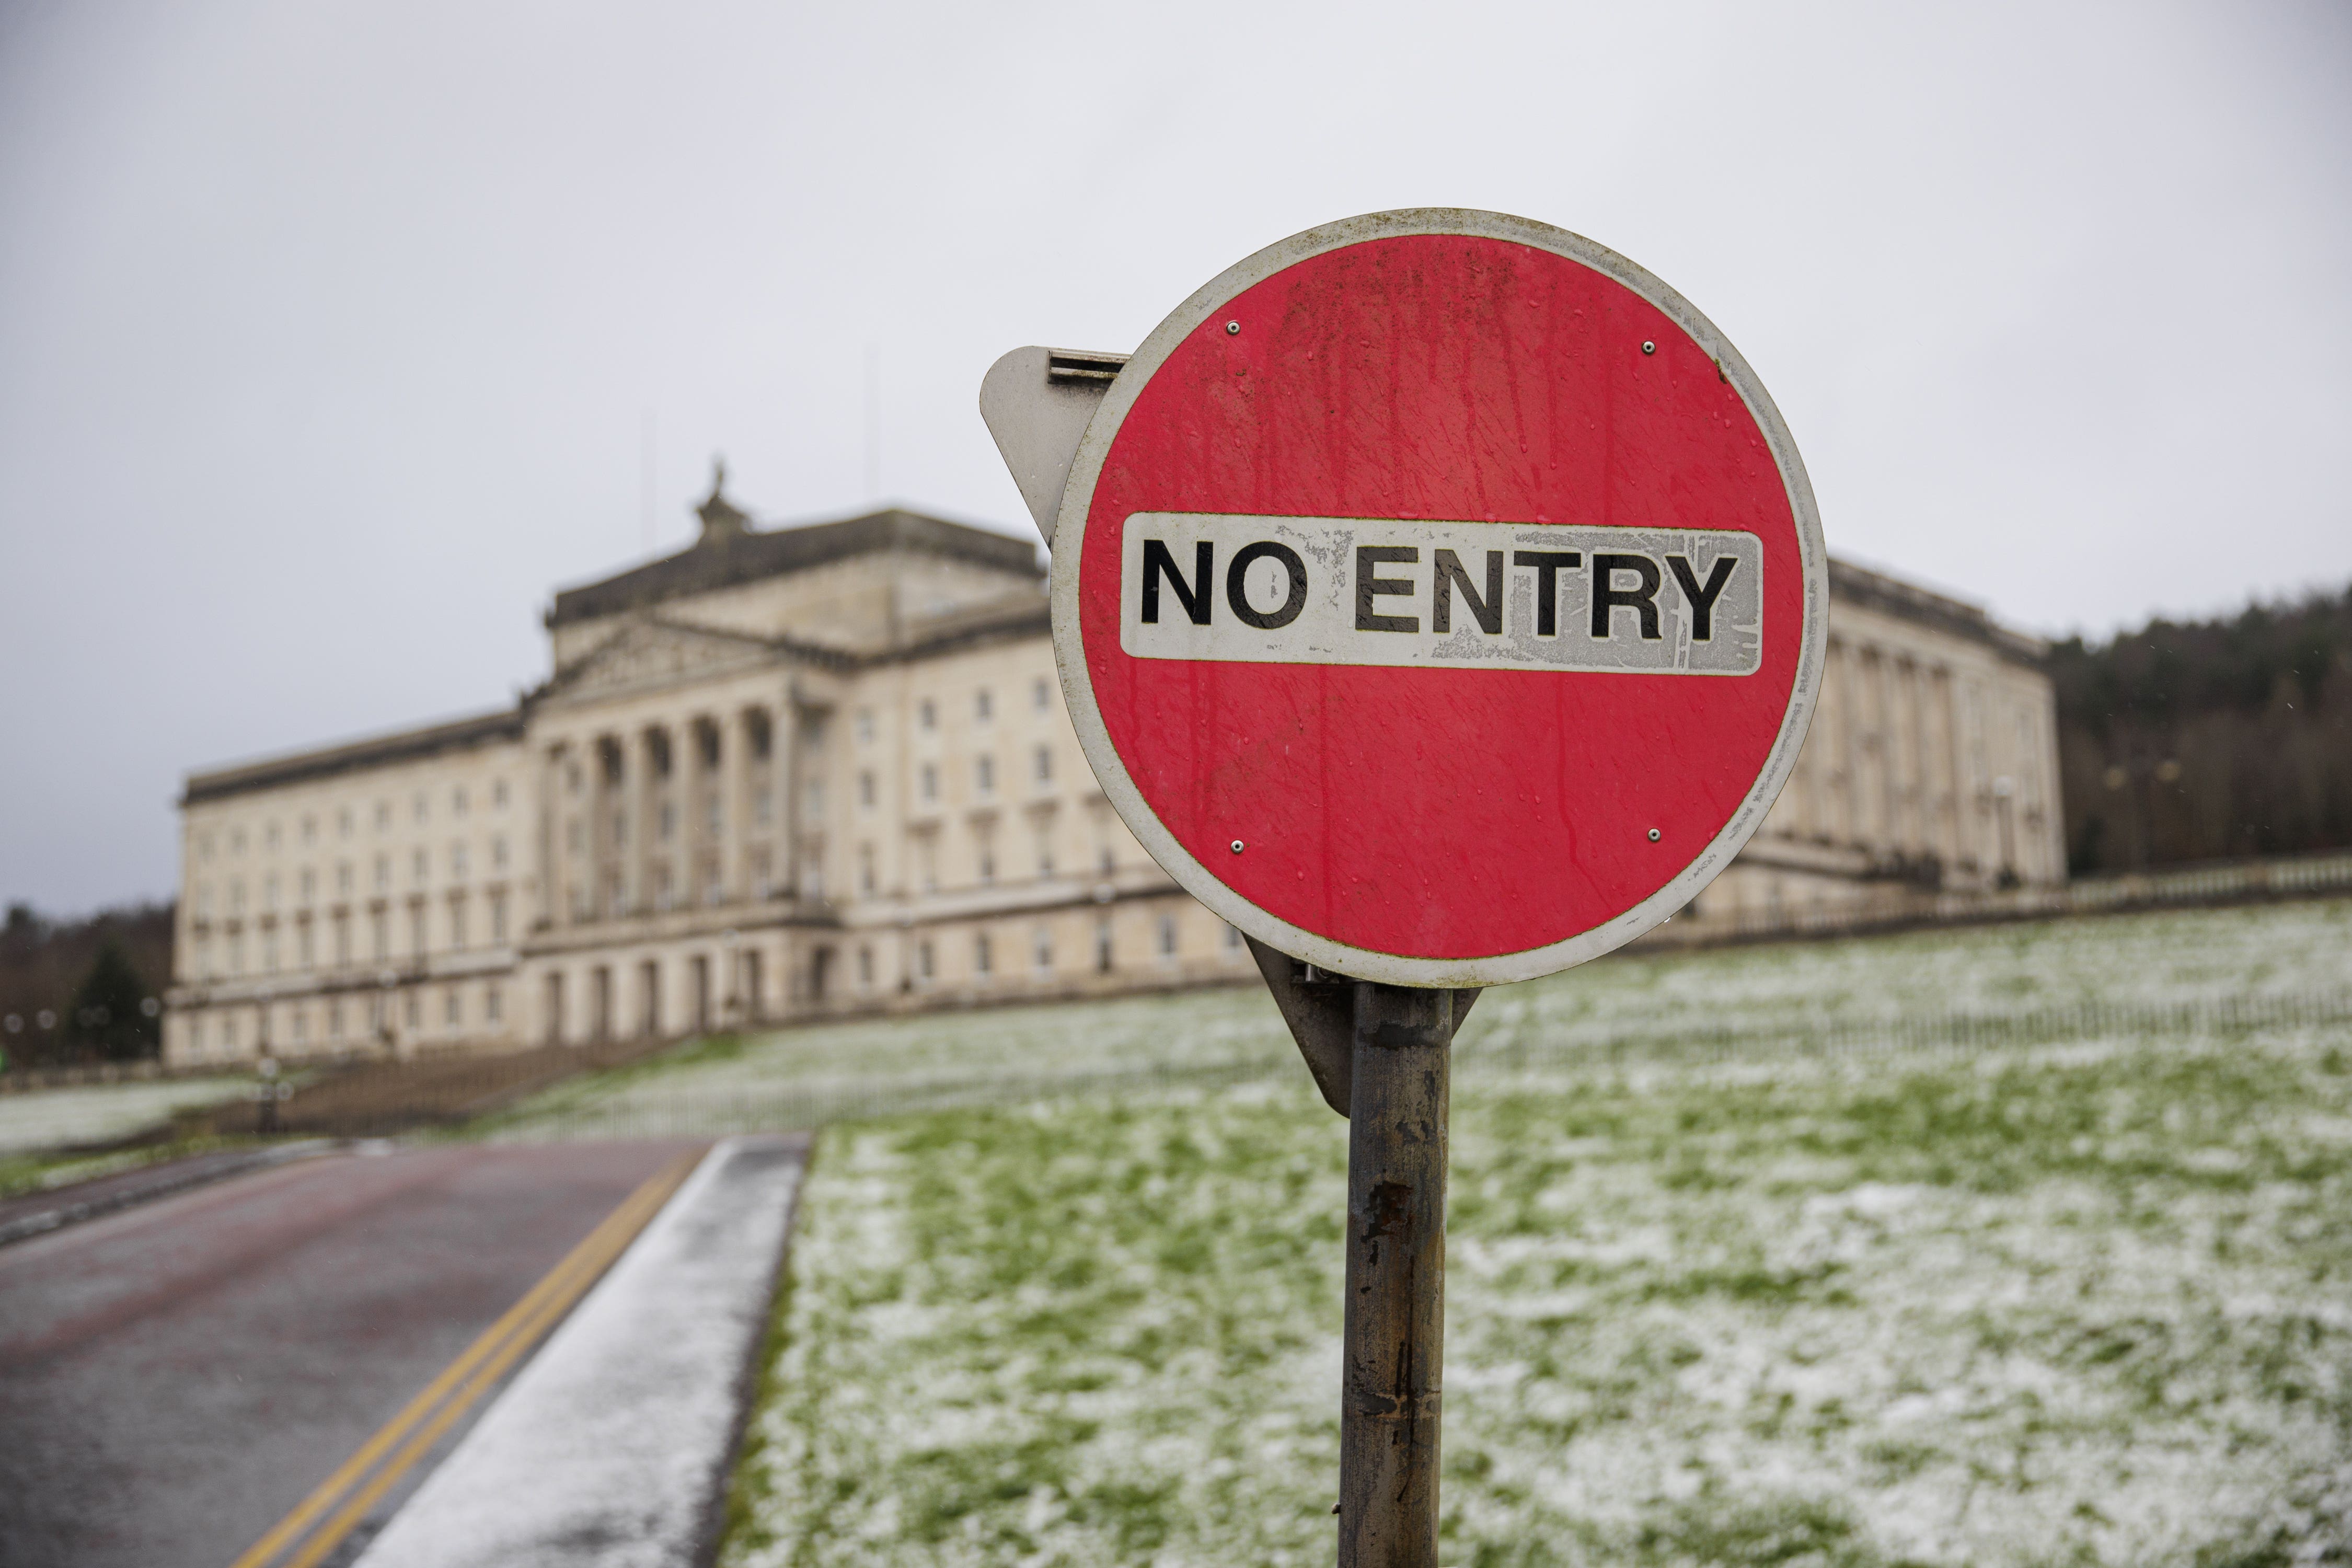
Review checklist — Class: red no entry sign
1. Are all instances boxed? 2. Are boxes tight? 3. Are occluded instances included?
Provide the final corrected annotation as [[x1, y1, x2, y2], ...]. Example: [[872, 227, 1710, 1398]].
[[1053, 210, 1825, 986]]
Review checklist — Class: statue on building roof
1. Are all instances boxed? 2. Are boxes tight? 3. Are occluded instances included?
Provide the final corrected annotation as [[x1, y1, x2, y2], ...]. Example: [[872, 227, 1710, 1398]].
[[696, 455, 750, 544]]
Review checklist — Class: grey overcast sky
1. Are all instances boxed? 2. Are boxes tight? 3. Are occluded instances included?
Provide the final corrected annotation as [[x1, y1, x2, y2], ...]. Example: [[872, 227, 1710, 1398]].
[[2, 0, 2347, 915]]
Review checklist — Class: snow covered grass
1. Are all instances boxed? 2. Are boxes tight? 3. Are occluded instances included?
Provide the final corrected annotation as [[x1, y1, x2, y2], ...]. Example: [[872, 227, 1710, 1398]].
[[716, 903, 2352, 1567], [498, 900, 2352, 1142], [0, 1074, 248, 1161]]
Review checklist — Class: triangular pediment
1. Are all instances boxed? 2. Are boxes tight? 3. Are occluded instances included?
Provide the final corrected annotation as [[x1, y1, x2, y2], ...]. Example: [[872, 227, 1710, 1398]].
[[545, 616, 783, 706]]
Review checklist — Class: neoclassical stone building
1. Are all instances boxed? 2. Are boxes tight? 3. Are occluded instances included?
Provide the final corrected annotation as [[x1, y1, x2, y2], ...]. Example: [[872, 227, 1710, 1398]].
[[166, 480, 2061, 1065], [1696, 558, 2064, 930]]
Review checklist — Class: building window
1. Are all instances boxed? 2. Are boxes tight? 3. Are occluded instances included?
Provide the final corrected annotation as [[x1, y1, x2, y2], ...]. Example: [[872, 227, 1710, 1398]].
[[413, 791, 428, 824], [445, 986, 462, 1026], [297, 922, 314, 968], [806, 779, 825, 819], [976, 756, 995, 796], [756, 787, 775, 825], [490, 891, 508, 943], [918, 698, 936, 731], [230, 879, 245, 912], [974, 932, 993, 975], [492, 835, 509, 870], [706, 796, 722, 836], [920, 764, 938, 803], [659, 802, 676, 840], [1032, 676, 1051, 711], [231, 827, 246, 854], [264, 873, 279, 909], [1033, 926, 1053, 972], [859, 845, 875, 896], [333, 913, 350, 965], [493, 779, 509, 809], [978, 844, 996, 886], [261, 931, 277, 972], [266, 821, 280, 850], [292, 1007, 307, 1044], [450, 898, 469, 949], [1034, 746, 1053, 785], [485, 983, 503, 1023], [328, 999, 342, 1039], [975, 688, 993, 722], [336, 862, 352, 896], [451, 842, 468, 878], [410, 904, 428, 955], [1157, 913, 1178, 958], [1096, 916, 1113, 972], [374, 855, 390, 892], [917, 939, 935, 982], [371, 910, 388, 960], [301, 815, 316, 845], [1224, 921, 1244, 950], [374, 802, 390, 832], [199, 832, 214, 861], [453, 785, 469, 816], [858, 771, 875, 809], [856, 708, 875, 743], [412, 849, 428, 885], [405, 990, 421, 1029]]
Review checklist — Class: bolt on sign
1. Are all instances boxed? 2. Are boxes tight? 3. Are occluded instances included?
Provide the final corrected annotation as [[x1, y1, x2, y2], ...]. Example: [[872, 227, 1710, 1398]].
[[982, 209, 1824, 1568]]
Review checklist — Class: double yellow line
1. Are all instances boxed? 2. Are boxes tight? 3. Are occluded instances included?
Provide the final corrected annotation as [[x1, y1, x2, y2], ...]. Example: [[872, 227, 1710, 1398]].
[[228, 1150, 704, 1568]]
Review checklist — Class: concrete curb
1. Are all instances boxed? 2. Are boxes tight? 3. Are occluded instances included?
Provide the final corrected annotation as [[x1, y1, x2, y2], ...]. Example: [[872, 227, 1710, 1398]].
[[0, 1140, 336, 1249], [353, 1133, 806, 1568]]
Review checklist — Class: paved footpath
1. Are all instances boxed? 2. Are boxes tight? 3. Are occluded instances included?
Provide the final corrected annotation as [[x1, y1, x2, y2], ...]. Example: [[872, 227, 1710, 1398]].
[[0, 1139, 701, 1568]]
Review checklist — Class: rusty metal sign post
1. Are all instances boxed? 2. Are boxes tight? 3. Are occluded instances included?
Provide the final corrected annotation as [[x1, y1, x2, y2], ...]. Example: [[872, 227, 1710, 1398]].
[[983, 209, 1825, 1567]]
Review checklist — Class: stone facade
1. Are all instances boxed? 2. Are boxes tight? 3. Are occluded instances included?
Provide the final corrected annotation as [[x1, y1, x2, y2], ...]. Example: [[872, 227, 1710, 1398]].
[[165, 485, 2062, 1066], [1690, 559, 2065, 931]]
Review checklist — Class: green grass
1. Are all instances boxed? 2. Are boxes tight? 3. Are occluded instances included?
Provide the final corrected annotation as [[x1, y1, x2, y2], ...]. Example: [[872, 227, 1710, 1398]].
[[706, 902, 2352, 1567], [0, 1132, 266, 1202]]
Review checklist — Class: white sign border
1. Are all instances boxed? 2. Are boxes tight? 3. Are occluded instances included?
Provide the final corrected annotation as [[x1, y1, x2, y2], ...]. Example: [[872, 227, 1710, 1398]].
[[1051, 208, 1828, 988]]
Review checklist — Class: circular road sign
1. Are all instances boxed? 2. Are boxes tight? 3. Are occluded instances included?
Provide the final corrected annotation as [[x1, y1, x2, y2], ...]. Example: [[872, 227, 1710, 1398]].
[[1053, 209, 1825, 987]]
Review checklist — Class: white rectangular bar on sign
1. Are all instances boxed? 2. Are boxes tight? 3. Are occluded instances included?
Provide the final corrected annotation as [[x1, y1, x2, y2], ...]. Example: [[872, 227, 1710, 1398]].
[[1117, 513, 1762, 675]]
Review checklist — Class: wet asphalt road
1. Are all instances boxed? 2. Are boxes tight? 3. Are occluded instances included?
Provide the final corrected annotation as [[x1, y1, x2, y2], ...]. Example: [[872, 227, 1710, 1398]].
[[0, 1140, 702, 1568]]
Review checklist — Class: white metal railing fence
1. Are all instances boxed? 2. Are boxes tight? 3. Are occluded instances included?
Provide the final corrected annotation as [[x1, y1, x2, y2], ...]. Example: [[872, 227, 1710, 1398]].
[[1648, 848, 2352, 949], [488, 986, 2352, 1143]]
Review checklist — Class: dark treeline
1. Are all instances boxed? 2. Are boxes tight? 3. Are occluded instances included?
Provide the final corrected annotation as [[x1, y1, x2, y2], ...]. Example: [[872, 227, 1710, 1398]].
[[2054, 582, 2352, 874], [1, 902, 174, 1069]]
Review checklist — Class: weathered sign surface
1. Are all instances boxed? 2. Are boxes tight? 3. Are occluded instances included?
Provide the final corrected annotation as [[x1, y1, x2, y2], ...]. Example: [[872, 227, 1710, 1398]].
[[1050, 209, 1826, 987]]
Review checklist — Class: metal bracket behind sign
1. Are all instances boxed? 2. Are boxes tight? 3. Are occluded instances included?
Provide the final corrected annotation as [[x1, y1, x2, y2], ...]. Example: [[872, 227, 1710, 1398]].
[[1246, 936, 1480, 1118], [977, 346, 1129, 550], [980, 345, 1479, 1119]]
